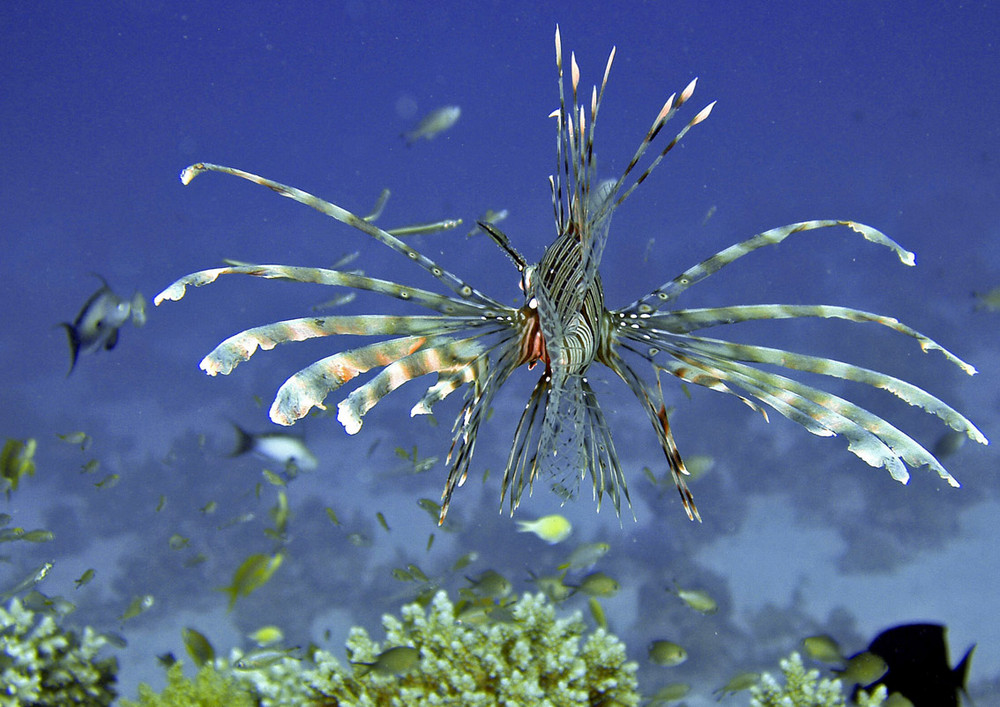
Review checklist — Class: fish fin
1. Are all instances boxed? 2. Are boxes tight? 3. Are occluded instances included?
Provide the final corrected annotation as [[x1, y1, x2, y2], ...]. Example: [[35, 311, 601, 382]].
[[104, 327, 119, 351], [229, 424, 255, 457], [130, 292, 148, 326], [87, 272, 112, 291], [954, 643, 976, 694], [350, 661, 373, 677], [60, 323, 81, 376]]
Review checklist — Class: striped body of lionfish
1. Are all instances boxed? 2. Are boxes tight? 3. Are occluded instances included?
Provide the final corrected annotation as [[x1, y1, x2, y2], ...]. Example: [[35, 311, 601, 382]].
[[155, 27, 986, 525]]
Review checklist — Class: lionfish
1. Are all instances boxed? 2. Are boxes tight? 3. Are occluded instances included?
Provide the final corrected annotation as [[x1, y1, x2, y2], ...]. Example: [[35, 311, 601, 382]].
[[155, 27, 986, 525]]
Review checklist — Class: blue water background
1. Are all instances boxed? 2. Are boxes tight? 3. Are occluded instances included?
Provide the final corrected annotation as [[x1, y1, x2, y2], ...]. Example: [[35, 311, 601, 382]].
[[2, 1, 998, 702]]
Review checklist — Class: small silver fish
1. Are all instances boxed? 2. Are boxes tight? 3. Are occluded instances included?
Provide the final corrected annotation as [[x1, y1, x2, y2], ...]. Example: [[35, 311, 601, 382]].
[[61, 275, 146, 374], [21, 590, 75, 616], [560, 542, 610, 571], [1, 561, 53, 600], [119, 593, 154, 622], [231, 424, 318, 471], [668, 581, 718, 615], [311, 292, 357, 311], [402, 105, 461, 146], [233, 646, 298, 671]]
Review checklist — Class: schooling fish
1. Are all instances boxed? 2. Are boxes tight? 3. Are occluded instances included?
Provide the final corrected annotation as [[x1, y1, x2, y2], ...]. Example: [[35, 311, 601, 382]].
[[61, 275, 146, 374]]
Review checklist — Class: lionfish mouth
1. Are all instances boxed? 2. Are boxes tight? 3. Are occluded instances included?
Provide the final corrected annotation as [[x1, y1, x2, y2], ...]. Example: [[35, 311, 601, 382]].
[[154, 25, 985, 525]]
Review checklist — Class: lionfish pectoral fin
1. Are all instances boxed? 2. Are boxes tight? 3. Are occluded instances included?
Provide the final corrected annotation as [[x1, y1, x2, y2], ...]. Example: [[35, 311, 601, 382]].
[[411, 356, 486, 417], [270, 335, 431, 426], [623, 220, 917, 315], [336, 338, 485, 435], [176, 163, 502, 310]]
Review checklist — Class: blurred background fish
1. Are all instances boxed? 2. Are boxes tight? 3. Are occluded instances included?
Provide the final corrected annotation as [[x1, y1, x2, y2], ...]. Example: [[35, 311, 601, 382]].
[[60, 275, 146, 374], [230, 424, 318, 473], [402, 105, 461, 146]]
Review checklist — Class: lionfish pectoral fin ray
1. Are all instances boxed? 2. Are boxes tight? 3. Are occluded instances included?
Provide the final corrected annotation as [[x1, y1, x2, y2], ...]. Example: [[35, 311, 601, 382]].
[[618, 337, 770, 422], [155, 264, 493, 318], [670, 334, 987, 446], [270, 335, 436, 426], [435, 343, 523, 525], [645, 302, 978, 377], [664, 349, 906, 476], [625, 220, 916, 313], [412, 346, 494, 417], [203, 314, 472, 377], [336, 337, 486, 435], [661, 343, 966, 485], [176, 163, 503, 310], [411, 369, 473, 417]]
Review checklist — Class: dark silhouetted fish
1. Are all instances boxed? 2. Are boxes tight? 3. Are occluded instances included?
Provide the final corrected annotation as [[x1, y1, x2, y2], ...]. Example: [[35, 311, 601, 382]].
[[855, 623, 974, 706]]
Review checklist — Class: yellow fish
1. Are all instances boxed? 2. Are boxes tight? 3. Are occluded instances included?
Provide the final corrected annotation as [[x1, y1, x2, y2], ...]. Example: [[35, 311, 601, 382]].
[[515, 514, 572, 544]]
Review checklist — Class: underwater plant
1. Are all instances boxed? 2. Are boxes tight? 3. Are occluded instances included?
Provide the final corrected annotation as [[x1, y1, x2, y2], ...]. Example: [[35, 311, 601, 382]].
[[0, 596, 118, 707], [155, 27, 985, 524]]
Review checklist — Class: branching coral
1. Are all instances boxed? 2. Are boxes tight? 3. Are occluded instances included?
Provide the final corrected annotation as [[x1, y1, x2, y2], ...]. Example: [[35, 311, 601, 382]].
[[750, 652, 887, 707], [0, 596, 118, 706], [120, 662, 255, 707], [232, 590, 639, 706]]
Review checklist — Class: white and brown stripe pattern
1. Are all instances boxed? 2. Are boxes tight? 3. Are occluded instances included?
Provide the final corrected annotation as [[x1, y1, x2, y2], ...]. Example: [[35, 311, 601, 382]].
[[156, 28, 985, 525]]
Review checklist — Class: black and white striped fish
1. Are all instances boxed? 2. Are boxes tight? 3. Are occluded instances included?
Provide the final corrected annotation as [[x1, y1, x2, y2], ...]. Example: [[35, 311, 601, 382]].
[[155, 26, 986, 524]]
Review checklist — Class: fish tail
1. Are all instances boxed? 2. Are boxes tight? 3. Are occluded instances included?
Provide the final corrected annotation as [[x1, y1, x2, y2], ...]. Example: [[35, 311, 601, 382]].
[[954, 644, 976, 693], [130, 291, 148, 326], [60, 323, 81, 376], [350, 661, 374, 677], [229, 423, 254, 457]]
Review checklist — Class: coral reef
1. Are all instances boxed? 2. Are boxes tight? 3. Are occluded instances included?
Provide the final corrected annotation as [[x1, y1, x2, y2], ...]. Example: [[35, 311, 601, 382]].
[[120, 662, 255, 707], [0, 596, 117, 706], [750, 652, 887, 707], [231, 590, 639, 706]]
